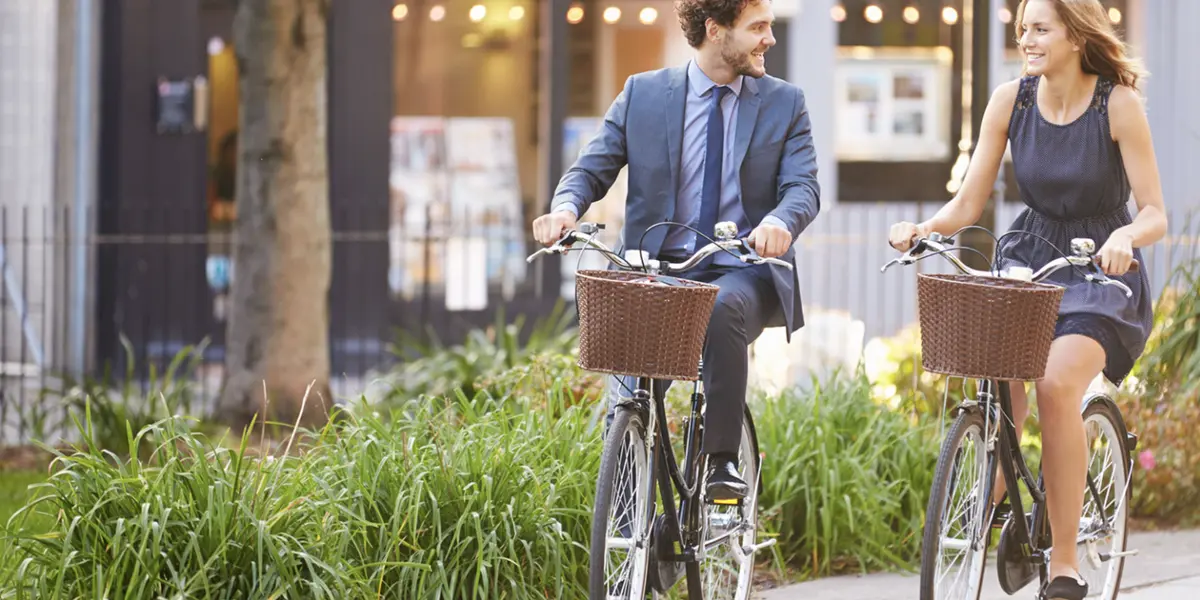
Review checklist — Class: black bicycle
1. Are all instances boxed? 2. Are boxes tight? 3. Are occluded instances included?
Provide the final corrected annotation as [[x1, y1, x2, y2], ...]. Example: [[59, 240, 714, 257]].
[[527, 220, 789, 599], [882, 231, 1140, 600]]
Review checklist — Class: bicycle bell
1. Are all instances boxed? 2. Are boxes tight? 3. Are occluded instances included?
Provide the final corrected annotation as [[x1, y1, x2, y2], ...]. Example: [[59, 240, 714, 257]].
[[1070, 238, 1096, 257], [714, 221, 738, 240]]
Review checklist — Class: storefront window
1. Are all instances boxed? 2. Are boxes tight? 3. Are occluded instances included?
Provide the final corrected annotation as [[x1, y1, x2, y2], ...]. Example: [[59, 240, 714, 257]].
[[386, 0, 693, 304], [837, 0, 956, 48], [834, 1, 960, 163], [388, 0, 538, 307], [558, 0, 690, 296], [205, 35, 239, 322]]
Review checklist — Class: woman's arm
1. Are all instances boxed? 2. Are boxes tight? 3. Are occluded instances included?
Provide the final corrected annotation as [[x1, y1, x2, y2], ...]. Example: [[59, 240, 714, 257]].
[[919, 81, 1021, 235], [1095, 85, 1169, 274]]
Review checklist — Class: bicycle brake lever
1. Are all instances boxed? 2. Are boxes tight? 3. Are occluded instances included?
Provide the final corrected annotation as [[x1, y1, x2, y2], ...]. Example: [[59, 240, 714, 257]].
[[525, 247, 552, 263], [1084, 258, 1137, 297], [525, 231, 578, 263], [1095, 277, 1134, 298], [758, 256, 794, 271], [880, 255, 915, 273], [737, 241, 794, 270]]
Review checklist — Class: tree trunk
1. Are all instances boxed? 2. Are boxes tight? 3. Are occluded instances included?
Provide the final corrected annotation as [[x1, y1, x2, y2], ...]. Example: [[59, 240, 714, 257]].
[[219, 0, 332, 430]]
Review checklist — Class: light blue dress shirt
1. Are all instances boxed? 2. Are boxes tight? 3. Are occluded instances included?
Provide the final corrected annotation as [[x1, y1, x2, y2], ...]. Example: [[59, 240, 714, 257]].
[[559, 59, 786, 268]]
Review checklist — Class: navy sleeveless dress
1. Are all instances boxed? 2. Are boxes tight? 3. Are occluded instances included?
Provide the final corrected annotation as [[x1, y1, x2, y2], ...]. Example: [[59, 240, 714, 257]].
[[995, 75, 1154, 385]]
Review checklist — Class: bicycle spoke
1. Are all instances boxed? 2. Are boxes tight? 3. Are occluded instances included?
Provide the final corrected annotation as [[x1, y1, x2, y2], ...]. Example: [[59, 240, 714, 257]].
[[591, 407, 653, 600], [1076, 404, 1130, 599], [605, 430, 645, 592], [699, 416, 759, 599], [921, 410, 989, 600]]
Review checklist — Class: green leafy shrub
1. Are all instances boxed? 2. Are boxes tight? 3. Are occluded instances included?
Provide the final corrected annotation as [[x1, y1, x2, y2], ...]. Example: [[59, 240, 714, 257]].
[[1, 338, 990, 596], [27, 336, 209, 458], [863, 324, 973, 419], [1120, 253, 1200, 525], [753, 368, 939, 578], [381, 303, 580, 403], [1, 390, 600, 599]]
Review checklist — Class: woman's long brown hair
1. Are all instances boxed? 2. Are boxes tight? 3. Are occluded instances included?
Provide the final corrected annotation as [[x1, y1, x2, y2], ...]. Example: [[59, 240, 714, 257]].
[[1016, 0, 1148, 91]]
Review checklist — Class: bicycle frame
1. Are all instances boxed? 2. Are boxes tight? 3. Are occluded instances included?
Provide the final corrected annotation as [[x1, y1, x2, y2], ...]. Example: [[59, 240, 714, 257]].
[[967, 380, 1053, 561], [617, 371, 710, 567]]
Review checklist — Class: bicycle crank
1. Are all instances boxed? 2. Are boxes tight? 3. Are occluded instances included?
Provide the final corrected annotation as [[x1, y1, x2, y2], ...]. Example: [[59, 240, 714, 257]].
[[996, 513, 1039, 594], [646, 515, 685, 594]]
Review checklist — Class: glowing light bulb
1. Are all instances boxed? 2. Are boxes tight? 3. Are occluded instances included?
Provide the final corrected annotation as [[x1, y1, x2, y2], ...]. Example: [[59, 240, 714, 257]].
[[864, 4, 883, 24], [942, 6, 958, 25]]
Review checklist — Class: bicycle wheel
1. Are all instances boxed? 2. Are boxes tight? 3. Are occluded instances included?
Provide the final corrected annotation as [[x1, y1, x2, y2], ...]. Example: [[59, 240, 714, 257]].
[[1075, 394, 1131, 600], [920, 408, 992, 600], [697, 406, 761, 599], [590, 405, 656, 600]]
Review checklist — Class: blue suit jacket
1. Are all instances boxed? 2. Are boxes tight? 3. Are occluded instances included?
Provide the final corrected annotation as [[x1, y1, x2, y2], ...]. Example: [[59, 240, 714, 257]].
[[550, 64, 821, 337]]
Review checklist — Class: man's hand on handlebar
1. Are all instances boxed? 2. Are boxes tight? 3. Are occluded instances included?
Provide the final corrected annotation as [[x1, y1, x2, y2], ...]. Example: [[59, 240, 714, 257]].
[[532, 210, 577, 246], [748, 222, 792, 258]]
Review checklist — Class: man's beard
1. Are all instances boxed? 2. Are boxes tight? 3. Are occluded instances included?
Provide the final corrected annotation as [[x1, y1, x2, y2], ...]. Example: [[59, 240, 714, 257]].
[[720, 40, 765, 78]]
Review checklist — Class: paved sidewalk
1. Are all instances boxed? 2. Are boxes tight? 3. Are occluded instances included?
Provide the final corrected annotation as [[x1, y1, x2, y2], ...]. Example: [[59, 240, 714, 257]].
[[755, 529, 1200, 599]]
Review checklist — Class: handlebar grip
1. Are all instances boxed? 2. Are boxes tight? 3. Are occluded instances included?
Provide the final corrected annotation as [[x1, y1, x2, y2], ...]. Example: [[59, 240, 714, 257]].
[[1093, 256, 1140, 273]]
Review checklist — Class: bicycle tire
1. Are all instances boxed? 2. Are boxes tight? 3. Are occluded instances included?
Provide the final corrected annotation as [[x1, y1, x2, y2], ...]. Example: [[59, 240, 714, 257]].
[[590, 405, 656, 600], [920, 408, 992, 600], [1074, 394, 1130, 600]]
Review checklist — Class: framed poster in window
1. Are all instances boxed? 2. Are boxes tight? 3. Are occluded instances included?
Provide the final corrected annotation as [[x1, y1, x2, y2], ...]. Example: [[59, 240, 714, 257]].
[[834, 46, 953, 162]]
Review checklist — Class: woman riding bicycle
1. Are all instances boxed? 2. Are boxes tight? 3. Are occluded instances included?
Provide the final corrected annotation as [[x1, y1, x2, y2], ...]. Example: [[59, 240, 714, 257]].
[[888, 1, 1167, 598]]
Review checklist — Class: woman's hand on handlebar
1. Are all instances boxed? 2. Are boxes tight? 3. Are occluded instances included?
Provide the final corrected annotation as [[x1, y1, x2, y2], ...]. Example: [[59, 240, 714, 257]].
[[888, 221, 928, 252], [1097, 231, 1136, 276]]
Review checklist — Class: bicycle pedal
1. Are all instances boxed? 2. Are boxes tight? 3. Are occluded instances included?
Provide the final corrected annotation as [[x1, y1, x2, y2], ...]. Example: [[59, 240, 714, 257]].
[[1100, 549, 1139, 561], [739, 538, 777, 555]]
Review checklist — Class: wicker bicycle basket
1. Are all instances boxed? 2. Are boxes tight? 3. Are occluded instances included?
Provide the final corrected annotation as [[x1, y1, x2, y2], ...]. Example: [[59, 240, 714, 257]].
[[573, 270, 719, 381], [916, 273, 1066, 381]]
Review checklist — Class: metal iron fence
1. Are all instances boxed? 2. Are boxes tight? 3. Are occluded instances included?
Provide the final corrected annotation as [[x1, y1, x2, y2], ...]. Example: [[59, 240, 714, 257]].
[[1, 201, 1196, 445], [0, 203, 554, 445]]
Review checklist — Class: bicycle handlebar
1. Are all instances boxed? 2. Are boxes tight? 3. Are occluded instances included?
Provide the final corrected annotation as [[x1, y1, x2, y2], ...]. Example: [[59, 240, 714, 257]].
[[880, 232, 1137, 298], [526, 221, 794, 274]]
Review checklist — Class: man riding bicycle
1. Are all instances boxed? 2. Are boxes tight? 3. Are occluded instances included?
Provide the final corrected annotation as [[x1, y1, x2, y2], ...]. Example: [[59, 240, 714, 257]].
[[531, 0, 820, 501]]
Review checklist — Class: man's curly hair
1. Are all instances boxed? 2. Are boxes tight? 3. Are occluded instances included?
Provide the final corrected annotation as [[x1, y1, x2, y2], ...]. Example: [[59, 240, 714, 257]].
[[674, 0, 757, 48]]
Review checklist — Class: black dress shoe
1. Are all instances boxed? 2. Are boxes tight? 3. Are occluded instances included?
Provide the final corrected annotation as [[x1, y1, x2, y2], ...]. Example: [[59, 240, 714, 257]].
[[1043, 573, 1088, 600], [705, 455, 748, 501]]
